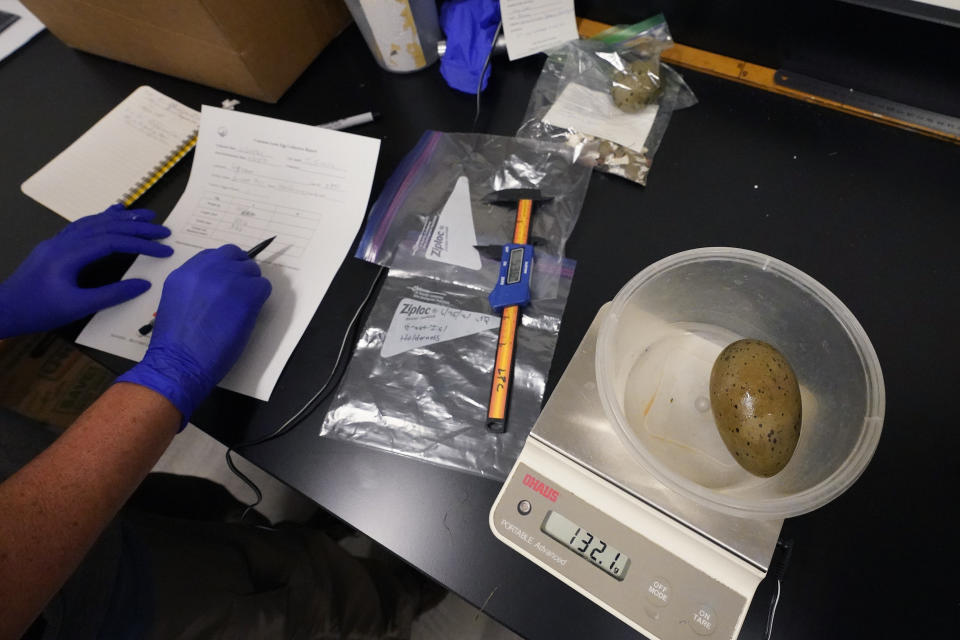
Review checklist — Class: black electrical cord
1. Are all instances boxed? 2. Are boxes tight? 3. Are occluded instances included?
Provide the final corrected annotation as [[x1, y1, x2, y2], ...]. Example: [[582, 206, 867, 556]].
[[473, 19, 503, 129], [225, 266, 387, 522], [764, 538, 793, 639]]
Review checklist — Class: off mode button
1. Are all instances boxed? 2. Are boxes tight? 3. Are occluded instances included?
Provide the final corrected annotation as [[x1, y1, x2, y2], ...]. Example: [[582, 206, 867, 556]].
[[691, 604, 717, 636], [645, 577, 672, 607]]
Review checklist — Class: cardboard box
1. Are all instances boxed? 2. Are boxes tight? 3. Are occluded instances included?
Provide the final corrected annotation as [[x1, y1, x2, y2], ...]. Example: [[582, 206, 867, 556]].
[[0, 333, 115, 430], [21, 0, 352, 103]]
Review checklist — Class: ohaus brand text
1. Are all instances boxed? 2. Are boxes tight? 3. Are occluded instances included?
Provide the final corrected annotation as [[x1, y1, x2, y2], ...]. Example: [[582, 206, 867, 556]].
[[522, 473, 559, 502]]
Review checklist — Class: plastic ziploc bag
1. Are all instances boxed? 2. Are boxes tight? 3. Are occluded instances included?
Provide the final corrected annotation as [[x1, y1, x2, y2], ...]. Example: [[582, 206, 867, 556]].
[[321, 246, 575, 480], [516, 14, 697, 185], [355, 131, 591, 272]]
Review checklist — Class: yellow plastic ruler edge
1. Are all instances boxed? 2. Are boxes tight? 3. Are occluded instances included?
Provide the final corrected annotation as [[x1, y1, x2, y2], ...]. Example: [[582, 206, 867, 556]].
[[576, 17, 960, 145]]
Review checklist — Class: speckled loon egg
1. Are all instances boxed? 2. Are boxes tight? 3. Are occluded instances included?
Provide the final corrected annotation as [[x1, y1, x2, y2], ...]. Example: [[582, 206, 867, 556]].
[[709, 339, 802, 477], [610, 58, 663, 113]]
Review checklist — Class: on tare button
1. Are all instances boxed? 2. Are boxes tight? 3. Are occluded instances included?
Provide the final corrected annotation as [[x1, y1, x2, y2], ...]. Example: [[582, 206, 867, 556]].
[[645, 577, 672, 608], [690, 604, 717, 636]]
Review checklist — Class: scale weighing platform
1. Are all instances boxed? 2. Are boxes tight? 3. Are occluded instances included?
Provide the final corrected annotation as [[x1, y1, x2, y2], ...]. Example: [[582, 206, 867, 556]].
[[490, 307, 783, 639]]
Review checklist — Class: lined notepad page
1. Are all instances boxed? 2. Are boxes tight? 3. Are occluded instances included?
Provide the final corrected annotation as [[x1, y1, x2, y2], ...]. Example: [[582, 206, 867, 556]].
[[21, 86, 200, 221]]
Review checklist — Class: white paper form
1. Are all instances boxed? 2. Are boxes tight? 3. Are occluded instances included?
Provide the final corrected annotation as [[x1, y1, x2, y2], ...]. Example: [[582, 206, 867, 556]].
[[500, 0, 578, 61], [77, 106, 381, 401], [544, 82, 660, 155]]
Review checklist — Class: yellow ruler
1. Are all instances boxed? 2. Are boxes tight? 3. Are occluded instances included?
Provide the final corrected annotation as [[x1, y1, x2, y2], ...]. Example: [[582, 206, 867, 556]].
[[577, 17, 960, 145]]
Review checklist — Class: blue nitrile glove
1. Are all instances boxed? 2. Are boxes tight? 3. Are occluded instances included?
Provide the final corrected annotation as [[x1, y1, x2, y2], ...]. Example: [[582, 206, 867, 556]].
[[0, 204, 173, 339], [440, 0, 501, 94], [116, 245, 272, 425]]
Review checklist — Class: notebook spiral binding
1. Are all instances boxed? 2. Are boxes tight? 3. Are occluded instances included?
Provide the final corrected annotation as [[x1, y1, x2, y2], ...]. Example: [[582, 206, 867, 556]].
[[119, 130, 198, 207]]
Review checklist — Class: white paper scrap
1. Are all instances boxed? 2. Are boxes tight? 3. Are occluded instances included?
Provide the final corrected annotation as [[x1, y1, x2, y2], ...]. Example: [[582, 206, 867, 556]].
[[423, 176, 481, 270], [500, 0, 578, 61], [381, 298, 498, 358], [77, 106, 381, 401], [543, 82, 660, 155], [0, 1, 44, 64]]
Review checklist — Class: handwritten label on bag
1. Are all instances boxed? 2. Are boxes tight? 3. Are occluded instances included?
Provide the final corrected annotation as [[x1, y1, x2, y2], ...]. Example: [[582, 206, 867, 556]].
[[381, 297, 498, 357]]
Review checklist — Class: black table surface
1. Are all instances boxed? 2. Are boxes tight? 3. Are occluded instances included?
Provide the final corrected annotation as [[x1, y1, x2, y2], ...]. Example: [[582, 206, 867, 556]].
[[1, 24, 957, 640]]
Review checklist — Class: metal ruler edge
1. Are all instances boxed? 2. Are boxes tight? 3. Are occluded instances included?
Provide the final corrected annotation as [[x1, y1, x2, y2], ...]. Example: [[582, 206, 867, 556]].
[[576, 17, 960, 145]]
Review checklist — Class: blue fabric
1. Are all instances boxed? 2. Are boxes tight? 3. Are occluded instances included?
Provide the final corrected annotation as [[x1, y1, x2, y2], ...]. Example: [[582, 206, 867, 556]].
[[117, 245, 271, 427], [0, 204, 173, 339], [439, 0, 501, 94]]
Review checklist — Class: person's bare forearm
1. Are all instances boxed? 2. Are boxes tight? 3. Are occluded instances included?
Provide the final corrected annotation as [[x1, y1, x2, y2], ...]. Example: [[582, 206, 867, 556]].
[[0, 382, 180, 640]]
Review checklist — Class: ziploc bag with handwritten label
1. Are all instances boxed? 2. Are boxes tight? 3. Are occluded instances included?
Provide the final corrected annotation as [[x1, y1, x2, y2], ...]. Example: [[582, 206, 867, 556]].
[[516, 14, 696, 185], [354, 131, 590, 275], [321, 246, 575, 480]]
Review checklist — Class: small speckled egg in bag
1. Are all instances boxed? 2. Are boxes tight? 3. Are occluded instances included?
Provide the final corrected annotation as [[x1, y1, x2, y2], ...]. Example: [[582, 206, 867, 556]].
[[611, 58, 664, 113]]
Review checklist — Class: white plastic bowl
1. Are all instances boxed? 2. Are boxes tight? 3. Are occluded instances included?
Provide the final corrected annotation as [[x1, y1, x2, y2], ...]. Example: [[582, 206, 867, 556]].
[[596, 248, 885, 519]]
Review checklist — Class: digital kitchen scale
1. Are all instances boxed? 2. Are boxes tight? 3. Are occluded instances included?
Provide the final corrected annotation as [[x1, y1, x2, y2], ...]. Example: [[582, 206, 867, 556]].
[[490, 306, 782, 640], [491, 247, 884, 639]]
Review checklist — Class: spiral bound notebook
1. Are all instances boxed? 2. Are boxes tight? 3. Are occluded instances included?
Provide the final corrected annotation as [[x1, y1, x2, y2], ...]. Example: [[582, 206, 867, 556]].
[[21, 86, 200, 221]]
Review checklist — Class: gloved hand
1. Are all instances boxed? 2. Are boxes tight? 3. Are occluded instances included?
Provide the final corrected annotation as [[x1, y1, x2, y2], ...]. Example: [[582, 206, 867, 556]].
[[439, 0, 501, 94], [116, 244, 272, 425], [0, 204, 173, 339]]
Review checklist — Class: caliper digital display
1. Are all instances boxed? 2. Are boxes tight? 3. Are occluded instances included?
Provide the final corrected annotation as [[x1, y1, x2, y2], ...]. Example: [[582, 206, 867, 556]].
[[507, 247, 525, 284]]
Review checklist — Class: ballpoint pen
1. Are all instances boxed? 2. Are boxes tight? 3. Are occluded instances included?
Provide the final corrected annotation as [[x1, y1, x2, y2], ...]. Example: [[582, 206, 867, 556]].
[[138, 236, 276, 336], [244, 236, 277, 259]]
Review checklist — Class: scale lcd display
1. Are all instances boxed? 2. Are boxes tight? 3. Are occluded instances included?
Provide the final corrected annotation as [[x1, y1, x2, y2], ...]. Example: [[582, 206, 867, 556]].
[[541, 510, 630, 580], [507, 247, 524, 284]]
